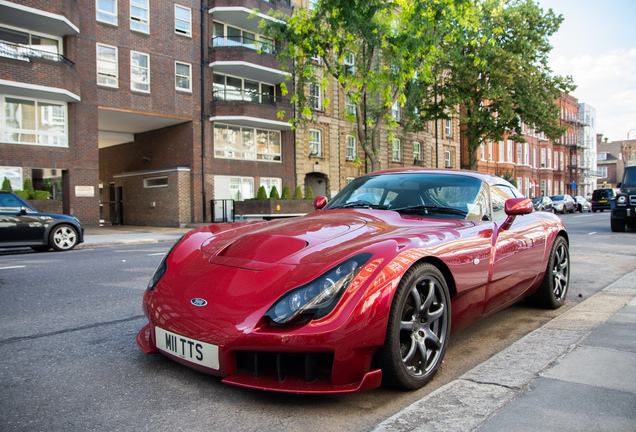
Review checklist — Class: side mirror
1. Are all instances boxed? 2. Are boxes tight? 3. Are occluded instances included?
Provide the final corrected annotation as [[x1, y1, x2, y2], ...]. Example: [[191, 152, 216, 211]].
[[313, 196, 328, 210], [500, 198, 533, 231], [19, 206, 28, 215]]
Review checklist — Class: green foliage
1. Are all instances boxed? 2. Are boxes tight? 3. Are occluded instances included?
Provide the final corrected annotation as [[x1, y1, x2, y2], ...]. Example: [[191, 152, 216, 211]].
[[256, 186, 268, 200], [496, 169, 517, 188], [281, 186, 292, 199], [33, 190, 51, 200], [269, 186, 280, 199], [15, 190, 30, 200], [262, 0, 476, 172], [293, 186, 304, 200], [429, 0, 575, 170], [1, 177, 12, 192], [23, 178, 35, 199], [305, 186, 315, 200]]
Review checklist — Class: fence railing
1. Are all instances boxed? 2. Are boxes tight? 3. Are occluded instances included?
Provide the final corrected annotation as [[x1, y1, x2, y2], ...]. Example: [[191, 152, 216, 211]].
[[211, 36, 278, 55], [212, 89, 290, 106], [211, 199, 234, 223], [0, 41, 74, 66]]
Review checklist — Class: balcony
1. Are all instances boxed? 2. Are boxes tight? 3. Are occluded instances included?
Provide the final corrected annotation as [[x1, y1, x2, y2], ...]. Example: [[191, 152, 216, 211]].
[[209, 0, 292, 32], [210, 91, 292, 130], [1, 41, 74, 66], [210, 42, 291, 85], [0, 1, 79, 37]]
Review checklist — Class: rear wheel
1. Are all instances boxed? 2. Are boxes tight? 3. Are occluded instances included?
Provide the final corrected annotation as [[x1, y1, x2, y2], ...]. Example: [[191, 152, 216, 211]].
[[376, 263, 450, 390], [611, 216, 625, 232], [50, 225, 79, 251], [527, 236, 569, 309]]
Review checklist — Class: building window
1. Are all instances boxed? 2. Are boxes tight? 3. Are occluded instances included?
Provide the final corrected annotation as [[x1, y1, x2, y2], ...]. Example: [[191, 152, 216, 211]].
[[96, 0, 118, 25], [507, 140, 513, 162], [344, 53, 355, 74], [213, 74, 275, 104], [0, 166, 23, 191], [96, 43, 118, 87], [309, 0, 319, 10], [214, 124, 280, 162], [212, 21, 273, 53], [309, 84, 322, 110], [130, 0, 149, 33], [488, 141, 493, 162], [131, 51, 150, 92], [260, 177, 282, 197], [498, 141, 504, 162], [2, 96, 68, 147], [175, 62, 192, 92], [346, 136, 356, 160], [0, 26, 62, 62], [392, 139, 401, 162], [480, 143, 486, 161], [414, 142, 421, 162], [444, 150, 452, 168], [174, 5, 192, 37], [598, 166, 607, 178], [445, 119, 452, 138], [345, 94, 356, 116], [309, 129, 322, 157], [392, 101, 401, 121], [143, 176, 168, 188], [524, 143, 529, 165], [540, 148, 546, 167]]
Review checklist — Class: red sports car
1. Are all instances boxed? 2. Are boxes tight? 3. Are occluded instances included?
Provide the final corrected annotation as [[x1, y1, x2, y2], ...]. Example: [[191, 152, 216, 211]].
[[137, 169, 569, 393]]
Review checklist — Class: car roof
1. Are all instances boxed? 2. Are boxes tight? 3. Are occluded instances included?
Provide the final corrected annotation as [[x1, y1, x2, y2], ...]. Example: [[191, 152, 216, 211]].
[[362, 168, 512, 187]]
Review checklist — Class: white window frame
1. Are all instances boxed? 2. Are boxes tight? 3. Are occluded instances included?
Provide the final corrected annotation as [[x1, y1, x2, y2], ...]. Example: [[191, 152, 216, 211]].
[[345, 94, 356, 116], [413, 142, 421, 161], [309, 129, 322, 157], [174, 5, 192, 37], [131, 51, 150, 93], [598, 166, 607, 178], [346, 135, 356, 160], [524, 143, 530, 165], [344, 52, 355, 74], [260, 177, 282, 197], [214, 124, 281, 162], [309, 84, 322, 110], [2, 95, 69, 148], [444, 150, 452, 168], [130, 0, 149, 33], [143, 176, 168, 188], [392, 138, 401, 162], [175, 61, 192, 92], [392, 101, 401, 121], [96, 0, 118, 25], [0, 166, 23, 191], [445, 119, 452, 138], [96, 43, 118, 88], [498, 141, 504, 162]]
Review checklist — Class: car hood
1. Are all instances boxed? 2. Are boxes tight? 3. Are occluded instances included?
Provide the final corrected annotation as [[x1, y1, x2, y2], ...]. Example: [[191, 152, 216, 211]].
[[193, 210, 470, 271]]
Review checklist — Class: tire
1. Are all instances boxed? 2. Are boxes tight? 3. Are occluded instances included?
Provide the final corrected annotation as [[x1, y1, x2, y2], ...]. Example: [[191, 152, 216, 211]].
[[50, 224, 79, 251], [611, 217, 625, 232], [31, 246, 50, 252], [376, 263, 451, 390], [527, 236, 569, 309]]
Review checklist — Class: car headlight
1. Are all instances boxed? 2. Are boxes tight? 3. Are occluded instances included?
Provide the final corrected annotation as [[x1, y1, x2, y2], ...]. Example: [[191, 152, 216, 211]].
[[617, 195, 627, 205], [147, 237, 183, 290], [265, 253, 372, 325]]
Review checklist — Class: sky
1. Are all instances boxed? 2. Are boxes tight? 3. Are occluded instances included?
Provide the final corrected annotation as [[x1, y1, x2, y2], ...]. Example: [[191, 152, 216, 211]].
[[536, 0, 636, 142]]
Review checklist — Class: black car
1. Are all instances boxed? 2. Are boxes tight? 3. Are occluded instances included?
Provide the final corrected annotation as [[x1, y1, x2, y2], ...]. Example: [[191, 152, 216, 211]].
[[0, 192, 84, 251], [611, 165, 636, 232], [591, 188, 615, 212], [532, 196, 554, 212]]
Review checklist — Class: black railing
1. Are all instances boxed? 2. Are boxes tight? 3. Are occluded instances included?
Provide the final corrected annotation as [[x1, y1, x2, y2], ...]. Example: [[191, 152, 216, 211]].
[[0, 41, 74, 66], [212, 89, 290, 105], [211, 36, 278, 55], [211, 199, 234, 223]]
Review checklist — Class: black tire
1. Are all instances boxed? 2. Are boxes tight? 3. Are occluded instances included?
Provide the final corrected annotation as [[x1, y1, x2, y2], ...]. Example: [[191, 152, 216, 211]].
[[376, 263, 451, 390], [611, 217, 625, 232], [527, 236, 569, 309], [49, 224, 79, 251], [31, 246, 50, 252]]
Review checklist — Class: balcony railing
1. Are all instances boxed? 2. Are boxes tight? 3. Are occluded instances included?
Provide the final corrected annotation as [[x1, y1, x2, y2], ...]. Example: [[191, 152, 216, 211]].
[[212, 89, 290, 105], [0, 41, 74, 66], [212, 36, 278, 55]]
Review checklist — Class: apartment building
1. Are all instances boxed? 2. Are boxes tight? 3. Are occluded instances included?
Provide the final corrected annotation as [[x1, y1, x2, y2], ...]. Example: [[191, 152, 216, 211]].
[[578, 102, 597, 195], [467, 93, 586, 199]]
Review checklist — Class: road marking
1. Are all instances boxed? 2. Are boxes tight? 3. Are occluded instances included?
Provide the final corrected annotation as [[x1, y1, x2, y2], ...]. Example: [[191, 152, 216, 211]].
[[148, 253, 166, 256], [0, 266, 26, 270], [589, 232, 597, 235]]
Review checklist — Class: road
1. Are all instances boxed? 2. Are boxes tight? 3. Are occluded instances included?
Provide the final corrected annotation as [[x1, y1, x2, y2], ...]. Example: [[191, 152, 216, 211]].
[[1, 211, 635, 431]]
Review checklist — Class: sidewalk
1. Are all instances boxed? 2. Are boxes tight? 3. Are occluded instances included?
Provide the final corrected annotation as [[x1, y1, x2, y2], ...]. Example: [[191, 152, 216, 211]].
[[374, 268, 636, 432], [79, 225, 195, 248]]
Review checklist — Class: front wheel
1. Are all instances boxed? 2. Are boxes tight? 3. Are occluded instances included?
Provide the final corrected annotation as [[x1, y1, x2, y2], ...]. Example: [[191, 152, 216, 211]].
[[611, 217, 625, 232], [50, 224, 79, 251], [376, 263, 451, 390], [527, 236, 569, 309]]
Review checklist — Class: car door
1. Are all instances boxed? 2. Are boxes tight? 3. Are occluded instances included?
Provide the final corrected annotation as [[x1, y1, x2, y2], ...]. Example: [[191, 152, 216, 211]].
[[0, 193, 46, 245], [484, 185, 546, 314]]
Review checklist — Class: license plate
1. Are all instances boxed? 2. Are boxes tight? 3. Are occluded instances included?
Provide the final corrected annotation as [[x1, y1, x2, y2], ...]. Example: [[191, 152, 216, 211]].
[[155, 327, 219, 370], [600, 200, 607, 203]]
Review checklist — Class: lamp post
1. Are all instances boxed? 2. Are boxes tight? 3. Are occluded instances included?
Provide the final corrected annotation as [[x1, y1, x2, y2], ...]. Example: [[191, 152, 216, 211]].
[[627, 129, 636, 140]]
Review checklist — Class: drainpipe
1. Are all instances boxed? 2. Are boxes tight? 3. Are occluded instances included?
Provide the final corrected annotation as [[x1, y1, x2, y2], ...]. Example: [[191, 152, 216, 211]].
[[200, 1, 208, 223]]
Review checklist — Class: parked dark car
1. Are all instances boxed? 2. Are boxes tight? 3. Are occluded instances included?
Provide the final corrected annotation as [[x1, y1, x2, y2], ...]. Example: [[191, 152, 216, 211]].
[[574, 196, 591, 212], [550, 194, 576, 214], [591, 188, 615, 212], [532, 196, 554, 212], [0, 192, 84, 251], [611, 165, 636, 232]]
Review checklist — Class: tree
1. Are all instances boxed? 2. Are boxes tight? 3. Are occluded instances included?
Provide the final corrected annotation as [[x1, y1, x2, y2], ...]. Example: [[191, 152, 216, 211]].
[[1, 177, 12, 192], [256, 186, 268, 200], [431, 0, 575, 170], [281, 186, 292, 199], [293, 186, 303, 200], [263, 0, 475, 172], [269, 186, 280, 199]]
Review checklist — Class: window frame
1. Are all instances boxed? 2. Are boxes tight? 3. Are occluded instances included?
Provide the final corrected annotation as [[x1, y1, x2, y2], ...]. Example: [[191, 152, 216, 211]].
[[309, 129, 322, 157], [392, 138, 401, 162], [2, 95, 68, 148], [309, 83, 322, 110], [143, 176, 168, 188], [174, 5, 192, 37], [346, 135, 356, 161], [130, 51, 150, 93], [214, 124, 281, 162], [96, 0, 118, 26], [96, 43, 118, 88], [413, 142, 421, 161], [445, 119, 452, 138], [130, 0, 150, 34], [175, 61, 192, 92]]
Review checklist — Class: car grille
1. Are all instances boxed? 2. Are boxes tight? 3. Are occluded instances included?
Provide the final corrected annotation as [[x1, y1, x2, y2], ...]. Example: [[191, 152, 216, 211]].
[[235, 351, 334, 383], [630, 195, 636, 205]]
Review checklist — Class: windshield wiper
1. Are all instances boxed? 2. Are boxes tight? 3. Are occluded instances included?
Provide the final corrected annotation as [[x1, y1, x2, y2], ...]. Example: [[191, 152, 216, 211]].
[[391, 204, 468, 216], [332, 201, 382, 209]]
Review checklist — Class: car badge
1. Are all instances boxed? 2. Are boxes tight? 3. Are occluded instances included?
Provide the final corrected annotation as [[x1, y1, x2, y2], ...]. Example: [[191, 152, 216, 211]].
[[191, 298, 208, 307]]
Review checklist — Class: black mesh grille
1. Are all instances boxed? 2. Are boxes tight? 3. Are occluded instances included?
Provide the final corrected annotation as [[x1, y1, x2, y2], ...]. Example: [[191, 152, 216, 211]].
[[235, 351, 334, 383]]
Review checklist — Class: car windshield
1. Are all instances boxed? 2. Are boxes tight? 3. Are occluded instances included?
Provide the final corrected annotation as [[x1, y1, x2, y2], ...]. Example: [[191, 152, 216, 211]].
[[325, 173, 489, 221], [623, 168, 636, 186], [551, 195, 564, 201]]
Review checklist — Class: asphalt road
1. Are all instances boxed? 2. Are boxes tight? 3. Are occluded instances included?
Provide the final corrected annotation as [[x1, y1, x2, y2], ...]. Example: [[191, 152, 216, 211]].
[[1, 211, 635, 431]]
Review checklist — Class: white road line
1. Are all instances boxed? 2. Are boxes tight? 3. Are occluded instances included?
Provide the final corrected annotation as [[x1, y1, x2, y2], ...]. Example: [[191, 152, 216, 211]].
[[0, 266, 26, 270], [148, 253, 166, 256], [589, 232, 597, 235]]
